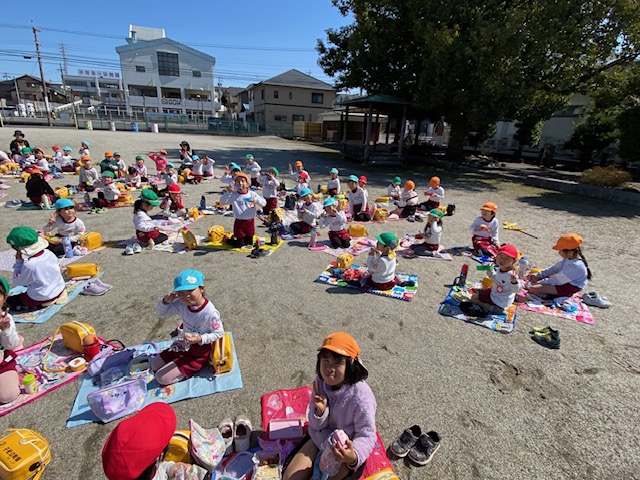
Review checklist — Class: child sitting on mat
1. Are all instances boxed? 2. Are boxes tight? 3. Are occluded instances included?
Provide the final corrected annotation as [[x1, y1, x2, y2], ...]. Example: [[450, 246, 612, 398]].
[[421, 176, 445, 211], [360, 232, 400, 290], [327, 168, 340, 196], [390, 180, 419, 219], [78, 158, 99, 192], [244, 154, 261, 188], [148, 150, 168, 175], [133, 156, 148, 182], [220, 172, 267, 247], [387, 176, 402, 200], [470, 202, 499, 256], [25, 169, 55, 208], [416, 208, 445, 256], [152, 269, 224, 386], [221, 162, 241, 190], [0, 277, 24, 404], [92, 171, 120, 209], [319, 197, 350, 249], [60, 146, 76, 172], [290, 187, 323, 234], [202, 155, 215, 178], [126, 167, 141, 189], [282, 332, 377, 480], [461, 244, 520, 317], [289, 160, 310, 183], [259, 167, 281, 216], [43, 198, 86, 257], [160, 184, 187, 218], [526, 234, 591, 299], [6, 226, 66, 312], [133, 190, 168, 249], [296, 171, 310, 196], [346, 175, 371, 222]]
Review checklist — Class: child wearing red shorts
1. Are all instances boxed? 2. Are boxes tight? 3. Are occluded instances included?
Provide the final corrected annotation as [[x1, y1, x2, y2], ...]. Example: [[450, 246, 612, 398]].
[[220, 173, 266, 247]]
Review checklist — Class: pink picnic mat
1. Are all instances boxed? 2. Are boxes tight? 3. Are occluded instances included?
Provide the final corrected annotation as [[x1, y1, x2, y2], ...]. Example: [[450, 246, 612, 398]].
[[261, 386, 395, 478], [519, 294, 595, 324], [0, 334, 105, 417]]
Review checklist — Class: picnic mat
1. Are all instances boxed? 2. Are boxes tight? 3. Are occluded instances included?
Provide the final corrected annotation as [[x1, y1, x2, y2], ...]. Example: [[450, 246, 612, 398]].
[[444, 246, 493, 264], [305, 237, 376, 257], [397, 234, 453, 260], [0, 245, 105, 272], [9, 274, 104, 324], [67, 332, 243, 427], [261, 386, 395, 478], [518, 294, 595, 324], [315, 264, 418, 302], [0, 334, 107, 418], [202, 237, 285, 254], [438, 284, 518, 333]]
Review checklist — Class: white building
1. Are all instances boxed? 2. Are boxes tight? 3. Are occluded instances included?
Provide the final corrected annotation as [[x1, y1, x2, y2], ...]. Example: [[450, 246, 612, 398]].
[[63, 70, 125, 108], [116, 25, 217, 118]]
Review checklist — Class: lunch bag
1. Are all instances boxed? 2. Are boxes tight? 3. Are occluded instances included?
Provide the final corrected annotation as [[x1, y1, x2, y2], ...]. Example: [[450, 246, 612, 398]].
[[335, 253, 354, 269], [209, 333, 234, 375], [208, 225, 226, 244], [373, 208, 388, 221], [181, 227, 198, 250], [78, 232, 102, 251], [164, 430, 192, 464], [61, 321, 96, 353], [54, 186, 69, 198], [65, 263, 100, 278], [0, 429, 51, 480], [189, 420, 225, 472], [348, 224, 368, 237], [87, 378, 147, 423]]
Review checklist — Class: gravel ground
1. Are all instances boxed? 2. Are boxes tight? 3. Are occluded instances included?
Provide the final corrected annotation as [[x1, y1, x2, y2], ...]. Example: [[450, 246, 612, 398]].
[[0, 128, 638, 480]]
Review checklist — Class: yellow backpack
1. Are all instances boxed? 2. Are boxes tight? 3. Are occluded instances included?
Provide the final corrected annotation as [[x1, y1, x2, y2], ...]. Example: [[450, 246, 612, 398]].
[[0, 429, 51, 480], [336, 253, 354, 269], [180, 228, 198, 250], [54, 186, 69, 198], [164, 430, 192, 464], [373, 208, 388, 221], [79, 232, 102, 251], [209, 332, 234, 374], [60, 321, 96, 353], [348, 224, 368, 237], [208, 225, 226, 244]]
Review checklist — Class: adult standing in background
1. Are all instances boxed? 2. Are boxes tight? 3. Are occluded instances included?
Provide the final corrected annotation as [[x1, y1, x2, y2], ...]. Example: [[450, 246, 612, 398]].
[[9, 130, 30, 160]]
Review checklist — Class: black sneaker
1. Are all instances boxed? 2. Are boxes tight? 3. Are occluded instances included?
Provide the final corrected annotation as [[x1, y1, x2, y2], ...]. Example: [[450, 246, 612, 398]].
[[408, 431, 441, 466], [390, 425, 421, 458], [459, 301, 488, 318]]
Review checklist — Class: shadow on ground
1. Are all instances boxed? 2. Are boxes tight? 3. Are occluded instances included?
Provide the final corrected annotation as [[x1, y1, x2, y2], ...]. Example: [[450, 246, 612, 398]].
[[517, 191, 639, 218]]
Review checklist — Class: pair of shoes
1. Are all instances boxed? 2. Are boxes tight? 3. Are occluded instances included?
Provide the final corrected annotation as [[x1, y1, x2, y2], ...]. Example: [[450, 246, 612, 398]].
[[531, 326, 561, 349], [88, 278, 113, 292], [124, 244, 135, 255], [82, 282, 110, 296], [218, 416, 253, 455], [451, 290, 472, 303], [390, 425, 441, 466], [407, 215, 415, 222], [414, 214, 423, 222], [459, 301, 488, 318], [582, 291, 612, 308], [4, 199, 22, 208]]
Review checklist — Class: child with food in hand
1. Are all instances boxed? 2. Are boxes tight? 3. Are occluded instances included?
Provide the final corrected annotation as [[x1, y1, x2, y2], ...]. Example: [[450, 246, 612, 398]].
[[43, 199, 86, 257], [133, 190, 168, 249], [415, 208, 444, 256], [220, 172, 267, 247], [126, 167, 141, 188], [133, 156, 148, 181], [470, 202, 499, 256], [387, 176, 402, 200], [0, 277, 24, 404], [360, 232, 400, 290], [78, 158, 99, 192], [462, 244, 520, 317], [259, 167, 281, 216], [390, 180, 419, 219], [346, 175, 371, 222], [244, 154, 261, 187], [326, 168, 341, 196], [421, 176, 445, 211], [152, 269, 224, 386], [290, 187, 323, 234], [92, 171, 120, 209], [160, 184, 187, 218], [319, 198, 350, 249], [282, 332, 376, 480]]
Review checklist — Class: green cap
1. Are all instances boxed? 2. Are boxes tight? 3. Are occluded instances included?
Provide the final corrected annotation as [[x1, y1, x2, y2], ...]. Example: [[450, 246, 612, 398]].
[[102, 171, 115, 178], [375, 232, 399, 249], [21, 147, 32, 155], [393, 176, 401, 185], [7, 226, 39, 248], [245, 154, 254, 159], [113, 152, 120, 156], [135, 155, 143, 160], [140, 189, 160, 206], [428, 208, 445, 219], [0, 277, 9, 295], [270, 167, 279, 176]]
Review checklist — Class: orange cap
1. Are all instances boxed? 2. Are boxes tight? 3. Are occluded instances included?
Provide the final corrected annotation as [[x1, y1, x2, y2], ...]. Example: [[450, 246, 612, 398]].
[[318, 332, 360, 359], [235, 172, 250, 182], [429, 176, 440, 188], [81, 155, 91, 161], [159, 149, 167, 155], [294, 160, 303, 167], [104, 151, 113, 157], [404, 180, 415, 190], [481, 202, 498, 213], [30, 168, 42, 175], [552, 233, 583, 250]]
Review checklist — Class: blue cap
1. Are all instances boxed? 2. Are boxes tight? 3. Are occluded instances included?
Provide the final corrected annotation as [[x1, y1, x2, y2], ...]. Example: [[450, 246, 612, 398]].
[[166, 162, 175, 168], [229, 162, 241, 171], [54, 198, 74, 210], [330, 168, 339, 174], [347, 175, 358, 182], [63, 146, 72, 151], [82, 141, 90, 147], [191, 155, 199, 161], [173, 269, 205, 292], [299, 187, 313, 197], [323, 197, 337, 207]]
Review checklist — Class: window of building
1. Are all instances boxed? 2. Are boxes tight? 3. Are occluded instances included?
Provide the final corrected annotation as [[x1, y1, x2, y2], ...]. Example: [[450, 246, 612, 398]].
[[261, 89, 264, 100], [274, 115, 287, 122], [311, 92, 324, 104], [289, 92, 293, 100], [273, 90, 279, 99], [192, 70, 201, 77], [157, 52, 180, 77], [292, 115, 305, 122], [135, 65, 146, 73]]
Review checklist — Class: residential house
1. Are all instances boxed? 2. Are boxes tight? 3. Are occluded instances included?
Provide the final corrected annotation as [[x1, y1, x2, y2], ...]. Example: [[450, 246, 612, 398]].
[[0, 75, 69, 112]]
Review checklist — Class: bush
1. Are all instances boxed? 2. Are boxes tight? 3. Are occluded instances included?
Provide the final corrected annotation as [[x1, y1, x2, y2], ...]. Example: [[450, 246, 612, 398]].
[[579, 166, 633, 188]]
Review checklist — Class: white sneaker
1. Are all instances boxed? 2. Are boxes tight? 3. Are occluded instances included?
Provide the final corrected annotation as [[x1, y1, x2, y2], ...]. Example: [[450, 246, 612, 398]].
[[124, 244, 135, 255], [147, 239, 155, 250], [132, 243, 142, 254], [234, 416, 252, 452], [582, 292, 612, 308]]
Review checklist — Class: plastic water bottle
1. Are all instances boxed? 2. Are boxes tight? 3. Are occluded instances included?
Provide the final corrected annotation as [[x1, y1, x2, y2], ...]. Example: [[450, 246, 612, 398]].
[[62, 236, 74, 258], [518, 256, 530, 279], [200, 195, 206, 210], [455, 263, 469, 286], [309, 227, 318, 247], [42, 195, 51, 210]]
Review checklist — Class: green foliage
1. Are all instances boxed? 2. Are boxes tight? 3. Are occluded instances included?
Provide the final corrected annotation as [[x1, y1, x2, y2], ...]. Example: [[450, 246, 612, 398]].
[[579, 166, 632, 188], [564, 114, 618, 166], [617, 107, 640, 164], [318, 0, 640, 161]]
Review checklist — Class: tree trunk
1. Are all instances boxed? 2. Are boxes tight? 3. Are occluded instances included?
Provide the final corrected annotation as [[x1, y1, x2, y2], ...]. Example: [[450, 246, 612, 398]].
[[447, 124, 466, 163]]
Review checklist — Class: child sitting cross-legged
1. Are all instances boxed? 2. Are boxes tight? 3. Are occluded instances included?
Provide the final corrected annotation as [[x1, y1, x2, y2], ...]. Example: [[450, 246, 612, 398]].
[[43, 198, 86, 257], [0, 277, 25, 404], [290, 187, 323, 234], [160, 184, 187, 218], [152, 269, 224, 386], [360, 232, 400, 290], [92, 171, 120, 210], [319, 197, 350, 249], [220, 172, 267, 247], [133, 190, 168, 249]]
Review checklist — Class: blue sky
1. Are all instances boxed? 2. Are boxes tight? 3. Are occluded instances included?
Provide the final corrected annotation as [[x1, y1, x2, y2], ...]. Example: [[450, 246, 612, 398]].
[[0, 0, 352, 88]]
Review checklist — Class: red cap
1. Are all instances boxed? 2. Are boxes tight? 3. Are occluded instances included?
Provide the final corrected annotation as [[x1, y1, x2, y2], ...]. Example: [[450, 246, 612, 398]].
[[497, 244, 518, 259], [167, 183, 181, 193], [299, 171, 309, 180], [52, 145, 59, 150], [358, 175, 367, 184], [102, 403, 177, 480]]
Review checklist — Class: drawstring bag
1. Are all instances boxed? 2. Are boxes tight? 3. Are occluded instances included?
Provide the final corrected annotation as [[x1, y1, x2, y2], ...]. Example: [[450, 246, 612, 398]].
[[189, 419, 225, 472]]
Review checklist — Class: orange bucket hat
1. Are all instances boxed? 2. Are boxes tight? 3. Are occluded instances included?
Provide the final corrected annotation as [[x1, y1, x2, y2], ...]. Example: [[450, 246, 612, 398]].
[[318, 332, 368, 378], [429, 176, 440, 188], [481, 202, 498, 213], [294, 160, 303, 167], [404, 180, 415, 190], [235, 172, 250, 182], [552, 233, 583, 250]]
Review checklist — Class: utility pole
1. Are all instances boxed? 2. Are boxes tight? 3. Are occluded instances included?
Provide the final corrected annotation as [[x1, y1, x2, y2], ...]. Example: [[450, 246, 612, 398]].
[[32, 22, 52, 126]]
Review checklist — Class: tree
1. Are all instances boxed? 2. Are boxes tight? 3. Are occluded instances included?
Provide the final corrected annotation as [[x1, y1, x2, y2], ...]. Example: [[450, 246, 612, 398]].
[[318, 0, 640, 162]]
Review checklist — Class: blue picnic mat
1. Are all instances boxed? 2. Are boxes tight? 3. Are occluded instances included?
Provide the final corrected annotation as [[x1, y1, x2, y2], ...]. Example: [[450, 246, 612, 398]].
[[438, 285, 517, 333], [443, 246, 493, 265], [9, 274, 104, 324], [67, 332, 242, 427], [315, 264, 418, 302]]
